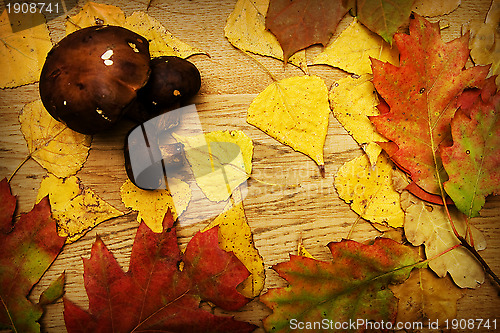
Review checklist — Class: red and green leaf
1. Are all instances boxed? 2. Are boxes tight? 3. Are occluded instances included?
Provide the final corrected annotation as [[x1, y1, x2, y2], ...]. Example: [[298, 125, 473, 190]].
[[370, 14, 489, 195], [261, 238, 419, 333], [0, 179, 66, 333], [64, 209, 256, 333], [265, 0, 348, 63], [442, 77, 500, 217]]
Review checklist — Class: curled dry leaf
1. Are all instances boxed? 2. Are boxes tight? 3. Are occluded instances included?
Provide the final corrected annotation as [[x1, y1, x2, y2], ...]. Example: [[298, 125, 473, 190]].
[[334, 152, 405, 228], [36, 174, 123, 243], [19, 100, 92, 178], [412, 0, 461, 17], [247, 75, 330, 173], [120, 177, 191, 233], [224, 0, 307, 72], [312, 19, 399, 75], [0, 11, 52, 88]]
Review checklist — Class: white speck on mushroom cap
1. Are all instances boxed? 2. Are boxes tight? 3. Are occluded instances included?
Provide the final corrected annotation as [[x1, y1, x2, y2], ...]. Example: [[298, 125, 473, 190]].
[[101, 49, 114, 66]]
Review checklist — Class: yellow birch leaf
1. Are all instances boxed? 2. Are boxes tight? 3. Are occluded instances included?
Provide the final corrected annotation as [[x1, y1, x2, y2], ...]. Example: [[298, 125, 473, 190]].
[[401, 191, 486, 288], [120, 178, 191, 233], [0, 10, 52, 88], [19, 100, 92, 178], [247, 75, 330, 169], [204, 202, 264, 298], [36, 174, 123, 243], [125, 11, 206, 59], [329, 74, 388, 164], [174, 130, 253, 203], [297, 240, 315, 259], [224, 0, 307, 72], [334, 152, 404, 228], [66, 2, 126, 34], [312, 19, 399, 75], [390, 268, 463, 324]]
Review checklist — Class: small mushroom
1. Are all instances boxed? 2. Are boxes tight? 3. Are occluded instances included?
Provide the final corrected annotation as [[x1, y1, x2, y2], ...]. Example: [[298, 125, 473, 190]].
[[39, 25, 151, 134]]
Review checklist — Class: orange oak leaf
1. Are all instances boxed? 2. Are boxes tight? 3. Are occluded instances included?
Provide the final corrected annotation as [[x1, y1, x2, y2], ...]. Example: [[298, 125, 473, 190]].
[[64, 210, 256, 333], [370, 14, 489, 195], [265, 0, 347, 63]]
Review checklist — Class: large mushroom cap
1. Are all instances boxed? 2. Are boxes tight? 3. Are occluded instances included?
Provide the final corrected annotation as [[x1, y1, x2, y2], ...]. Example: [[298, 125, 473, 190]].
[[39, 25, 151, 134]]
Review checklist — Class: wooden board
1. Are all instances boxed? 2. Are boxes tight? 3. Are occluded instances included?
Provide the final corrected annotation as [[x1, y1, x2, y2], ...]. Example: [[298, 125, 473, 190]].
[[1, 0, 499, 332]]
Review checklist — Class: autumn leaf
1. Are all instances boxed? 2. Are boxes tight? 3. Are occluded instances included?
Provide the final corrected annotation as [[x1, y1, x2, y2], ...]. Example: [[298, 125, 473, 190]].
[[204, 202, 265, 298], [65, 2, 126, 34], [19, 100, 92, 178], [312, 19, 399, 75], [261, 238, 420, 333], [64, 210, 256, 333], [224, 0, 307, 71], [36, 174, 123, 243], [0, 10, 52, 88], [401, 191, 486, 288], [369, 14, 489, 195], [265, 0, 347, 63], [0, 178, 16, 233], [412, 0, 461, 17], [355, 0, 414, 44], [120, 177, 191, 233], [390, 268, 463, 324], [247, 75, 330, 173], [0, 179, 66, 333], [174, 130, 253, 202]]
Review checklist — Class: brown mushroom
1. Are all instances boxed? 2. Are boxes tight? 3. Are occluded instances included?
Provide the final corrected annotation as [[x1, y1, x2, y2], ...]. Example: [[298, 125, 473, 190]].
[[39, 25, 151, 134]]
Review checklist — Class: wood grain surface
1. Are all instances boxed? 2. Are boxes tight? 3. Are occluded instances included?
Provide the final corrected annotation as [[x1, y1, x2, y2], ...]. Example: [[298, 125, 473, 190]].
[[1, 0, 499, 332]]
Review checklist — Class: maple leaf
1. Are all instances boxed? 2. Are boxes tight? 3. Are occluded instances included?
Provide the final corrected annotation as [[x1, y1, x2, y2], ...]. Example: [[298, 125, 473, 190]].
[[369, 14, 489, 195], [441, 78, 500, 217], [64, 210, 256, 333], [0, 178, 16, 233], [265, 0, 348, 63], [0, 11, 52, 88], [247, 75, 330, 173], [224, 0, 307, 71], [19, 100, 92, 178], [0, 178, 66, 332], [261, 238, 419, 333]]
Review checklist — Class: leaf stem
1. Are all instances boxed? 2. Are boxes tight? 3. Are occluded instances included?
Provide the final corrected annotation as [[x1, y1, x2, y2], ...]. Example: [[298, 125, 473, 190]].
[[8, 155, 31, 183]]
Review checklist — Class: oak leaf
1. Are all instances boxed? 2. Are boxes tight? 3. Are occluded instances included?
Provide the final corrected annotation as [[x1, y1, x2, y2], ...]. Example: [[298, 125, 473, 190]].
[[0, 11, 52, 88], [36, 174, 123, 243], [247, 75, 330, 172], [0, 178, 66, 332], [64, 210, 256, 333], [261, 238, 419, 333], [224, 0, 307, 71], [369, 14, 489, 195], [19, 100, 92, 178], [265, 0, 347, 63]]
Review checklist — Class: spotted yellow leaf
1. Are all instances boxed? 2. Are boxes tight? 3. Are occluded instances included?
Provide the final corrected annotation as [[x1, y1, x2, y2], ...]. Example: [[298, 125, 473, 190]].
[[36, 174, 123, 243], [224, 0, 307, 72], [334, 152, 404, 228], [19, 100, 91, 178], [120, 178, 191, 233], [247, 75, 330, 170], [174, 130, 253, 203], [312, 19, 399, 75], [0, 11, 52, 88], [66, 2, 126, 34], [204, 202, 264, 298]]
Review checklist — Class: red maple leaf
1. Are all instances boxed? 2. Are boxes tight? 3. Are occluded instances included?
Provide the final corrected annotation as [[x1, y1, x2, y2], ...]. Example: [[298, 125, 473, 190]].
[[265, 0, 347, 63], [370, 14, 489, 196], [0, 178, 66, 332], [64, 209, 256, 333]]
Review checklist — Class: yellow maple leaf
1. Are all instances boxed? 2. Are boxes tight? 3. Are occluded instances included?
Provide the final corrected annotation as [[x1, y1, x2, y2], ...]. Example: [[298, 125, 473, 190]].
[[19, 100, 92, 178], [174, 130, 253, 203], [334, 152, 404, 228], [66, 2, 126, 34], [329, 74, 388, 164], [312, 18, 399, 75], [247, 75, 330, 169], [401, 191, 486, 288], [36, 174, 123, 243], [120, 178, 191, 233], [204, 202, 264, 298], [224, 0, 307, 72], [0, 10, 52, 88]]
